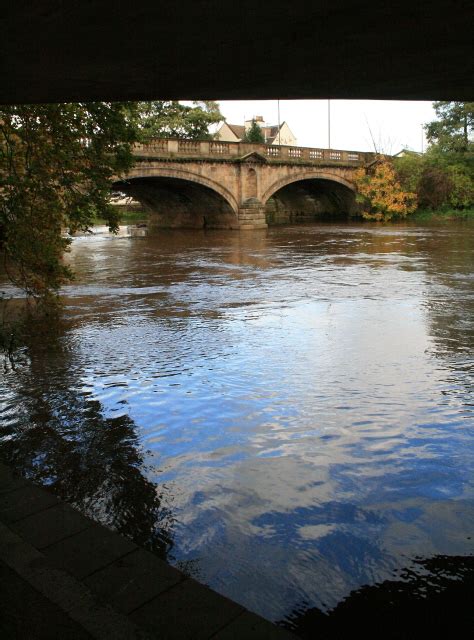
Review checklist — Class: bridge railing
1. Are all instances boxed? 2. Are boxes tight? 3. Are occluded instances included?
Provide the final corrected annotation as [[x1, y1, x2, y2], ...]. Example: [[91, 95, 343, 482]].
[[132, 139, 374, 165]]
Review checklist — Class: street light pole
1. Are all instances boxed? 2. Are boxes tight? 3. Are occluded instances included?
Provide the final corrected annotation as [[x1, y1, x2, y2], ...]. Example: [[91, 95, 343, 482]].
[[278, 99, 281, 146], [328, 99, 331, 149]]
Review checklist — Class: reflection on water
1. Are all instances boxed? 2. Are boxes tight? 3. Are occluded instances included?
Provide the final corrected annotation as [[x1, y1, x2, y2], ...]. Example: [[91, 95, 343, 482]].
[[0, 222, 473, 625], [0, 316, 173, 557]]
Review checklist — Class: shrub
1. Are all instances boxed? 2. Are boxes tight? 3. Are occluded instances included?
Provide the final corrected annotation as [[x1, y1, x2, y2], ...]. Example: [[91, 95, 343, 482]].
[[354, 159, 417, 221]]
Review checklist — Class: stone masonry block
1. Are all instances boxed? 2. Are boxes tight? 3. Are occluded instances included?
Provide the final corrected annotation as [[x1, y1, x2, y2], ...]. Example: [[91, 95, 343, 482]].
[[0, 485, 60, 523], [84, 547, 184, 614], [212, 611, 297, 639], [43, 524, 137, 579], [0, 462, 28, 494], [130, 577, 244, 640], [11, 502, 93, 550]]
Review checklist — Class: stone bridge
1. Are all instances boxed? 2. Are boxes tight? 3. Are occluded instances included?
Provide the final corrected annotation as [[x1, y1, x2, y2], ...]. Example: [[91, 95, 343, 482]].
[[114, 139, 374, 229]]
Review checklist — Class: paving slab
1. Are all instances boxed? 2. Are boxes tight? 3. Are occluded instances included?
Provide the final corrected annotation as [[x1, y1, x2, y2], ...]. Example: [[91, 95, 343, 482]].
[[130, 577, 244, 640], [43, 523, 137, 579], [11, 501, 93, 549], [0, 462, 29, 494], [0, 484, 60, 523], [211, 610, 296, 639], [0, 560, 91, 640], [0, 521, 149, 639], [84, 547, 184, 614]]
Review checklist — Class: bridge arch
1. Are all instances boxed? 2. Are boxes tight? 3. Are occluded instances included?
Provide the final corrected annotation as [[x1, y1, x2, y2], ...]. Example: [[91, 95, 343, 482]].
[[262, 170, 358, 225], [113, 166, 241, 229], [261, 170, 356, 205], [119, 166, 239, 215]]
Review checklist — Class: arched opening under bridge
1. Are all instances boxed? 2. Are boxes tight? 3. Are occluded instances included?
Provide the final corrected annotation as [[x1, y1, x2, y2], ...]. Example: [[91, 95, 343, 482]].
[[113, 176, 239, 229], [264, 177, 358, 225]]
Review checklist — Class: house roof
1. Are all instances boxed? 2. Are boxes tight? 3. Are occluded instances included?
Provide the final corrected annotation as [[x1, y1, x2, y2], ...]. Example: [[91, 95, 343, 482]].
[[393, 149, 423, 157], [222, 121, 289, 141], [226, 124, 246, 139], [266, 124, 284, 143]]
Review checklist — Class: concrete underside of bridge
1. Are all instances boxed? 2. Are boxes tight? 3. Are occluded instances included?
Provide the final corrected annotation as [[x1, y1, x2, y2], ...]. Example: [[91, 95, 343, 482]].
[[114, 176, 358, 229], [2, 2, 471, 103]]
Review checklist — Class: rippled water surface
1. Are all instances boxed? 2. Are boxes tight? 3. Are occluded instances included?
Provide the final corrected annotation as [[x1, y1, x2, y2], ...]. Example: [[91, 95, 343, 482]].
[[1, 223, 473, 625]]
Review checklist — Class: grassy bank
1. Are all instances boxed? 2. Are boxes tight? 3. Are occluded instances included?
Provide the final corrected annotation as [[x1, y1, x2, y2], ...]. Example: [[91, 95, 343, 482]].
[[408, 208, 474, 222], [94, 209, 147, 224], [93, 207, 474, 226]]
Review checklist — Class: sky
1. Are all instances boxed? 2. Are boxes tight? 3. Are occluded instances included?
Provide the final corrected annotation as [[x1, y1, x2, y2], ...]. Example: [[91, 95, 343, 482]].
[[214, 100, 436, 154]]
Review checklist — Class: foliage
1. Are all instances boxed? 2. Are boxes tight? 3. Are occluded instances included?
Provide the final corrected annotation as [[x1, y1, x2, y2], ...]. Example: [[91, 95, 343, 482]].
[[425, 102, 474, 154], [410, 207, 474, 222], [0, 100, 225, 299], [0, 103, 137, 297], [133, 101, 223, 141], [242, 119, 265, 143], [393, 151, 425, 193], [445, 164, 474, 208], [354, 158, 417, 221], [416, 167, 453, 210], [94, 209, 146, 224], [398, 157, 474, 212], [395, 103, 474, 212]]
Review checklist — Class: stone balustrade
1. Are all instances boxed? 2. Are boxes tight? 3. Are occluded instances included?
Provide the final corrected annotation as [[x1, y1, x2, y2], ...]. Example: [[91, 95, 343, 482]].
[[132, 139, 373, 165]]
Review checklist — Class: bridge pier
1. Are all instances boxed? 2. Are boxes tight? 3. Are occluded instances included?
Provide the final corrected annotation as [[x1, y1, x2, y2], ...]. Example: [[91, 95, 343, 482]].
[[238, 199, 268, 230]]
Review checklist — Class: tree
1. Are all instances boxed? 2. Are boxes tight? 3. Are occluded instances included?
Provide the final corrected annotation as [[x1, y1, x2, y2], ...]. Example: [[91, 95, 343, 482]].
[[134, 101, 223, 141], [0, 100, 226, 299], [425, 102, 474, 154], [445, 163, 474, 208], [242, 119, 265, 143], [417, 167, 454, 210], [397, 155, 474, 212], [393, 151, 425, 193], [354, 158, 417, 221], [0, 103, 138, 297]]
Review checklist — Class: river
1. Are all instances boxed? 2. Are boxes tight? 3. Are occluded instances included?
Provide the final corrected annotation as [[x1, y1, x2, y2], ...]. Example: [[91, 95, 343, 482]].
[[1, 222, 473, 630]]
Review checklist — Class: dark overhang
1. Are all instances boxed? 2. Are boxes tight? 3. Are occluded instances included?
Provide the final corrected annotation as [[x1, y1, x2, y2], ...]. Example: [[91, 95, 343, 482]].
[[1, 1, 472, 104]]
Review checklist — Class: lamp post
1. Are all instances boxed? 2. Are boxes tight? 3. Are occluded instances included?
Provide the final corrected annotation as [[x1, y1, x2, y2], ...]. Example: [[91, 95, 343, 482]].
[[278, 99, 281, 146], [328, 99, 331, 149]]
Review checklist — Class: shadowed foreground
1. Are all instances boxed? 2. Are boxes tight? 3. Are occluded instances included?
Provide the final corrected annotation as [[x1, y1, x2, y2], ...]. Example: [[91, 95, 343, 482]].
[[0, 462, 294, 639], [281, 554, 474, 639]]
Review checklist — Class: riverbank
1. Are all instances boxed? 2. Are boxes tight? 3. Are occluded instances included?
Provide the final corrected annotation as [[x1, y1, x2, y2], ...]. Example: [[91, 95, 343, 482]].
[[97, 207, 474, 227], [95, 209, 147, 225], [408, 207, 474, 222]]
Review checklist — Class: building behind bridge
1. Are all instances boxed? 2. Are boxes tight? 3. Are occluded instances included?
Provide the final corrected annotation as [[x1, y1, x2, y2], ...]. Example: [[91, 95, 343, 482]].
[[217, 116, 297, 146]]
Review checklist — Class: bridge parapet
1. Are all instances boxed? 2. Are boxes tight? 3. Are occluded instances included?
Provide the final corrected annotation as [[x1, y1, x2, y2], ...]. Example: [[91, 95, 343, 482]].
[[132, 139, 374, 166]]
